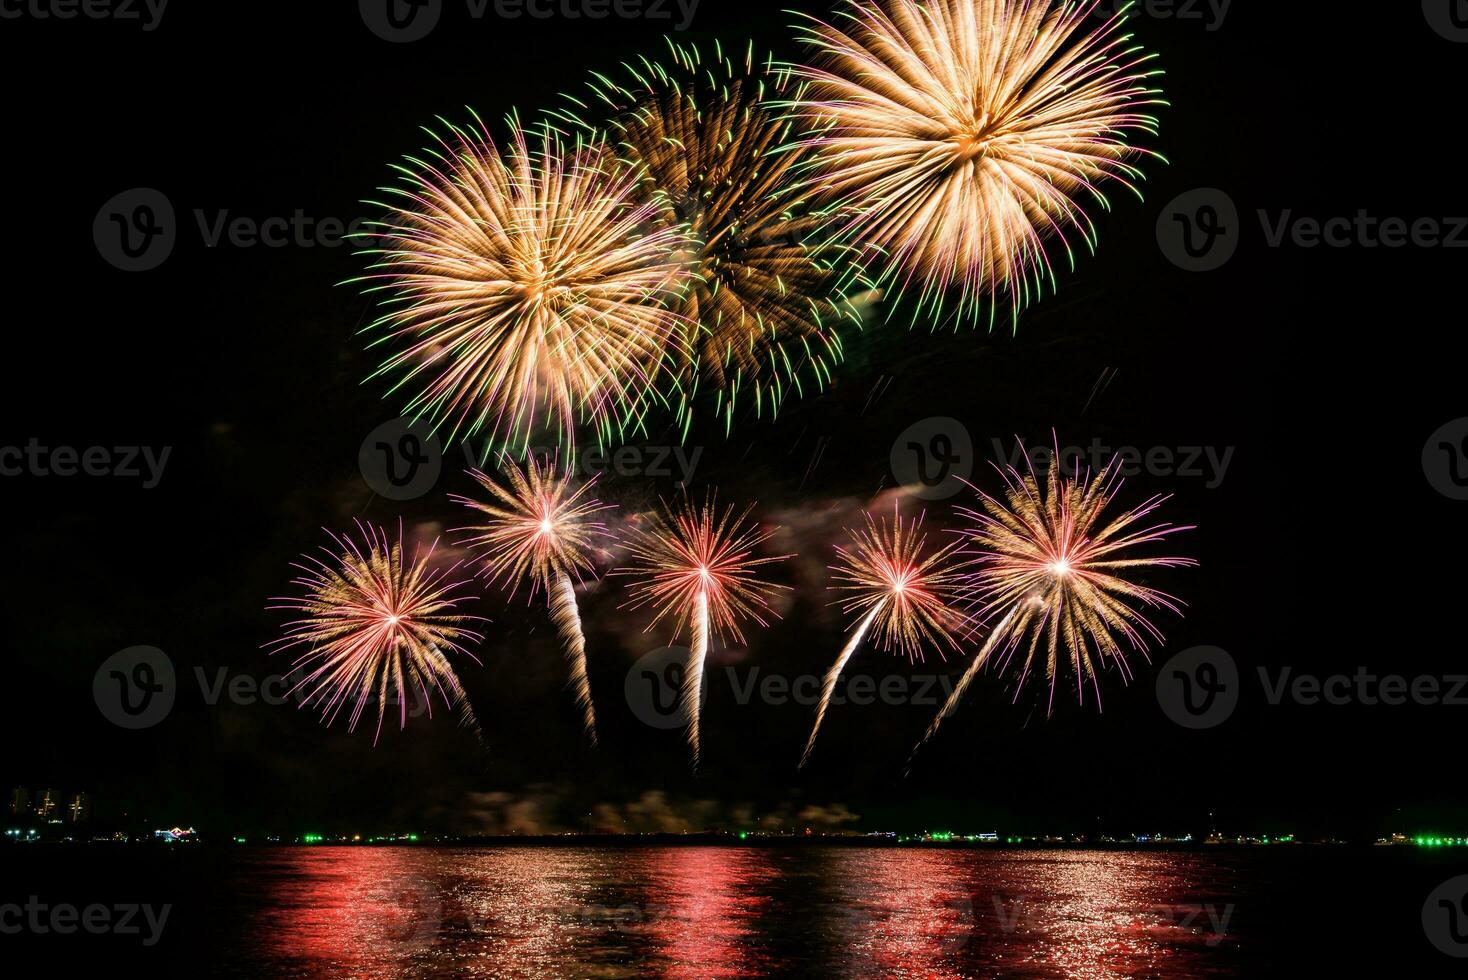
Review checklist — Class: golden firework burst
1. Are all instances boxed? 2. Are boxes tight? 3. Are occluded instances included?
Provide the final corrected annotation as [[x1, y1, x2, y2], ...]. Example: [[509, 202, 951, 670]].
[[558, 40, 866, 432], [792, 0, 1165, 325], [354, 114, 695, 452]]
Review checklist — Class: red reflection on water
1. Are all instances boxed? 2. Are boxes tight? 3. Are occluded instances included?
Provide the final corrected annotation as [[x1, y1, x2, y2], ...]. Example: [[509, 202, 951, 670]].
[[256, 848, 449, 978], [826, 849, 976, 977], [248, 847, 1235, 978], [635, 846, 778, 978]]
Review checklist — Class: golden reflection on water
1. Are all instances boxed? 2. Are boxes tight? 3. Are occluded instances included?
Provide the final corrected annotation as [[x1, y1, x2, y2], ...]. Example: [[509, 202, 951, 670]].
[[252, 847, 1237, 978]]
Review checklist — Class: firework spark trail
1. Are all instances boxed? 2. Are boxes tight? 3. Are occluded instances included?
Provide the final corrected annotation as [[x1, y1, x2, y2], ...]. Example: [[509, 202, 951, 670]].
[[555, 39, 867, 433], [266, 521, 484, 744], [351, 113, 695, 453], [617, 495, 790, 767], [909, 442, 1196, 762], [801, 506, 964, 766], [906, 605, 1018, 769], [789, 0, 1165, 325], [685, 590, 711, 768], [550, 570, 598, 746], [800, 601, 883, 768], [452, 457, 613, 745]]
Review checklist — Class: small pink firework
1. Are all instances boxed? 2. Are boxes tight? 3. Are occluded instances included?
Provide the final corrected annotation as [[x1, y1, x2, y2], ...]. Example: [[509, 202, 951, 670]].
[[912, 441, 1196, 759], [802, 505, 964, 766], [616, 495, 791, 767], [266, 521, 484, 743], [452, 457, 614, 744]]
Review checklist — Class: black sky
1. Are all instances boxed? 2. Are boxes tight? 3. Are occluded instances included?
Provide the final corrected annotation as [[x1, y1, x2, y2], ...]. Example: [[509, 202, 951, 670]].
[[1, 0, 1462, 841]]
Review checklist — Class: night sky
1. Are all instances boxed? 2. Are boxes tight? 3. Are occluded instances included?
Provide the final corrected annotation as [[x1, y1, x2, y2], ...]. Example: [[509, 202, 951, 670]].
[[2, 1, 1461, 842]]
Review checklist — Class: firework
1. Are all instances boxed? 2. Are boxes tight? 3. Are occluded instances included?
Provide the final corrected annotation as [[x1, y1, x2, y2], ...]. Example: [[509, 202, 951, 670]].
[[911, 446, 1195, 759], [266, 521, 484, 743], [557, 40, 865, 433], [800, 506, 964, 767], [452, 457, 614, 744], [617, 495, 790, 766], [351, 114, 695, 453], [791, 0, 1164, 324]]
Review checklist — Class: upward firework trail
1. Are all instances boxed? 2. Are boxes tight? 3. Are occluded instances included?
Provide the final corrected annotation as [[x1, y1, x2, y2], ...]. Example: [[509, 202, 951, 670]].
[[617, 495, 790, 767], [801, 506, 964, 767], [351, 114, 694, 453], [266, 521, 484, 743], [557, 40, 865, 435], [790, 0, 1164, 325], [452, 457, 613, 744], [910, 444, 1196, 763]]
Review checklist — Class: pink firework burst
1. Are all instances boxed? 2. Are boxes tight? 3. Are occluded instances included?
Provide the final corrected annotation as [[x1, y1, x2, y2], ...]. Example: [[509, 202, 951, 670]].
[[266, 521, 485, 742]]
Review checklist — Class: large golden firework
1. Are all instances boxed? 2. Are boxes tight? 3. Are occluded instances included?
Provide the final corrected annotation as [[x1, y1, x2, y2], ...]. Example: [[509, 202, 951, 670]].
[[801, 505, 964, 767], [912, 447, 1195, 759], [354, 115, 694, 452], [267, 522, 484, 742], [453, 457, 614, 744], [792, 0, 1164, 324], [616, 494, 790, 766], [558, 41, 865, 433]]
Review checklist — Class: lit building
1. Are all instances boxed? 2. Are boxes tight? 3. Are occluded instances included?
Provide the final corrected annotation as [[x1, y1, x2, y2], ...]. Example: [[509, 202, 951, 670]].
[[7, 787, 28, 816], [33, 788, 62, 819], [68, 792, 90, 824]]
